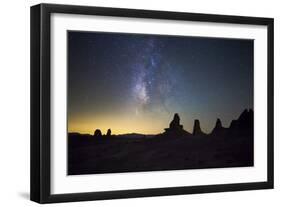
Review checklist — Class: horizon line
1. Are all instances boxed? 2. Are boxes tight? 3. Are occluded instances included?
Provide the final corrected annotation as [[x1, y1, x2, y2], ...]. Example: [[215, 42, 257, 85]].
[[69, 108, 253, 136]]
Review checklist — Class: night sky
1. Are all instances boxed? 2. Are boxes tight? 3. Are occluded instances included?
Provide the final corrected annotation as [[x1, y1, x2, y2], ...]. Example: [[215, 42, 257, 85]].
[[67, 31, 253, 135]]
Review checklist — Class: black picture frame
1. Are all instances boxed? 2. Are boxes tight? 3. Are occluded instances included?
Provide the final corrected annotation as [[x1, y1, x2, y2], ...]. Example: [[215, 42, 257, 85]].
[[30, 3, 274, 204]]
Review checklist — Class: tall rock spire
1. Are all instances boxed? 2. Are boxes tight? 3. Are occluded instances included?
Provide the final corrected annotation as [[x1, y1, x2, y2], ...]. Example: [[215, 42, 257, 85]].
[[211, 118, 225, 135], [192, 119, 204, 135], [163, 113, 191, 137], [215, 118, 222, 128]]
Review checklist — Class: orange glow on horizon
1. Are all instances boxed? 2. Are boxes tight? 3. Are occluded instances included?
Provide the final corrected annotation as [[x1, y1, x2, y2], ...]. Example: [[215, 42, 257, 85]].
[[67, 114, 218, 135], [68, 114, 170, 135]]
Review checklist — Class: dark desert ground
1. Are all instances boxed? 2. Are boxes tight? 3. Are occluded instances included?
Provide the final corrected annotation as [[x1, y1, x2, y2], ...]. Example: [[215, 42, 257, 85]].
[[68, 109, 253, 175]]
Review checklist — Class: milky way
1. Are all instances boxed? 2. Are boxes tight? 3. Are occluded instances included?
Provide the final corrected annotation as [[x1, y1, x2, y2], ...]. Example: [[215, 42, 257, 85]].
[[132, 38, 161, 112], [67, 31, 253, 134], [131, 37, 179, 117]]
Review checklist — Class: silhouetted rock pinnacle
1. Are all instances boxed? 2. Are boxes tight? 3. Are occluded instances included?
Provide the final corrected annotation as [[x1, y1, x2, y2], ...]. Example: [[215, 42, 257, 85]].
[[192, 119, 205, 135], [229, 120, 238, 129], [211, 118, 224, 134], [229, 109, 253, 135], [169, 113, 183, 130], [106, 129, 111, 136], [215, 118, 222, 128], [238, 109, 249, 122], [163, 113, 190, 137], [94, 129, 102, 137]]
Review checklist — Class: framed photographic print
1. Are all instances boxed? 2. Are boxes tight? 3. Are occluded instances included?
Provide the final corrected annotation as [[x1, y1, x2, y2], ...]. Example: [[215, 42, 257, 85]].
[[30, 3, 274, 203]]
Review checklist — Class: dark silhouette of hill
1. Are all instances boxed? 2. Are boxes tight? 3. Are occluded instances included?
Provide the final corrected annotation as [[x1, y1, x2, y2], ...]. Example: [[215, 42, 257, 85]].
[[115, 133, 155, 139], [68, 109, 254, 175]]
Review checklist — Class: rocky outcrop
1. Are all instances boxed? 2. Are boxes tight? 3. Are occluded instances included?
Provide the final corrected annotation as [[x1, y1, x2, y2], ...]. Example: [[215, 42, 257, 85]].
[[163, 113, 190, 137], [94, 129, 102, 137], [169, 113, 183, 130], [211, 118, 226, 135], [192, 119, 205, 135], [215, 118, 222, 129], [229, 120, 238, 129], [238, 109, 253, 128], [229, 109, 253, 135], [229, 109, 254, 131], [106, 129, 111, 136]]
